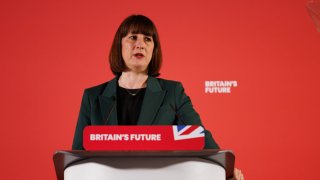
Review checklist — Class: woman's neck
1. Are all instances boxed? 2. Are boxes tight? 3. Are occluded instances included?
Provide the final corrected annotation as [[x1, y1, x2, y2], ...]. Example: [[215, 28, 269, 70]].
[[118, 72, 148, 89]]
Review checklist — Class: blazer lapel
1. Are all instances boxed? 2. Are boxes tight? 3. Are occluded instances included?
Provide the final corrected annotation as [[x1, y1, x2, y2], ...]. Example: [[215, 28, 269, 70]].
[[137, 76, 166, 125], [98, 77, 118, 125]]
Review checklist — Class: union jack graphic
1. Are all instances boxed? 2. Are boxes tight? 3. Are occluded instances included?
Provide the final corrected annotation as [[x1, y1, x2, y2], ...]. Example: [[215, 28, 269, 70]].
[[173, 125, 205, 140]]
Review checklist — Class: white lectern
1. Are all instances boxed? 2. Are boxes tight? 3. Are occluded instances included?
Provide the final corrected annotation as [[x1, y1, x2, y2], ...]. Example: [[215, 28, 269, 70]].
[[53, 150, 234, 180]]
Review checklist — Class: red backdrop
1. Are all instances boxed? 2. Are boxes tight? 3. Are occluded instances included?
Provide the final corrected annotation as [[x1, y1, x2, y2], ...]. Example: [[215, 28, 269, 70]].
[[1, 0, 320, 179]]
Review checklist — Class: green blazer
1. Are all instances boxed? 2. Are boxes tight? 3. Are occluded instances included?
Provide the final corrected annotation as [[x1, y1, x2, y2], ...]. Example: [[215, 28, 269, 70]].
[[72, 76, 220, 150]]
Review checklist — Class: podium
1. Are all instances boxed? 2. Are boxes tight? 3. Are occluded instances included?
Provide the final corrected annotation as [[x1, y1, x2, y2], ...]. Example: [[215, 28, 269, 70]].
[[53, 150, 234, 180]]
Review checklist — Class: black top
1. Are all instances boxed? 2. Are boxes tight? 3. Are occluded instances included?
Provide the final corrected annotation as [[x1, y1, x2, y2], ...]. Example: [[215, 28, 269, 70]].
[[117, 85, 146, 125]]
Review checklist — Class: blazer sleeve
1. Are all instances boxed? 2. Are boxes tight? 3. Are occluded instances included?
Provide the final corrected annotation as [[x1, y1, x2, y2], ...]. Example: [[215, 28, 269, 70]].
[[174, 82, 220, 149], [72, 90, 91, 150]]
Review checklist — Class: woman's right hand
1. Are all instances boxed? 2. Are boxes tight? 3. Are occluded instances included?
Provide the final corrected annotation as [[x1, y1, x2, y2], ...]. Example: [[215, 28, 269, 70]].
[[227, 168, 244, 180]]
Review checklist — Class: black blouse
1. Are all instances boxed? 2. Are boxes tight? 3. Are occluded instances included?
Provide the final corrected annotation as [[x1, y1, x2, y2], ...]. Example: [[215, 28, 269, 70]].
[[116, 85, 146, 125]]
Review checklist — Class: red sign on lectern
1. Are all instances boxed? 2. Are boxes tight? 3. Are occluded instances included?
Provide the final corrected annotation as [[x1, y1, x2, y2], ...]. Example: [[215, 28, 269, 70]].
[[83, 125, 205, 150]]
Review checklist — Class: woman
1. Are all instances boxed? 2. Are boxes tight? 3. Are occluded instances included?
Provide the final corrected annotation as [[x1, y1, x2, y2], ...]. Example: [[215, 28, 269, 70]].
[[72, 14, 244, 180]]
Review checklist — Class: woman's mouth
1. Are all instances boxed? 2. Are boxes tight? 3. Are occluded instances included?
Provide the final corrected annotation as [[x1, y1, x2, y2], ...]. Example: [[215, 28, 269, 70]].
[[134, 53, 145, 59]]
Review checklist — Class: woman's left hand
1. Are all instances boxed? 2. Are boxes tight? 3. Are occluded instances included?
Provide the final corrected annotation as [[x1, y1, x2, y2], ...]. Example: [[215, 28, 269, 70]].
[[228, 168, 244, 180]]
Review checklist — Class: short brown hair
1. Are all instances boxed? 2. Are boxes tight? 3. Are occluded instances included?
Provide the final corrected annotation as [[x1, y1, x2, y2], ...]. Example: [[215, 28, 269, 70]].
[[109, 15, 162, 77]]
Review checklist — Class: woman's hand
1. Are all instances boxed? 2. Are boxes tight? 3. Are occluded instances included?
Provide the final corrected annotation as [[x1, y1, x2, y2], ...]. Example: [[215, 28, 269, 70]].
[[228, 168, 244, 180]]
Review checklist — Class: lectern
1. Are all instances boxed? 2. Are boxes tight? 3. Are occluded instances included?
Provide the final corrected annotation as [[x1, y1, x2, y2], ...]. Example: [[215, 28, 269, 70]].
[[53, 150, 234, 180]]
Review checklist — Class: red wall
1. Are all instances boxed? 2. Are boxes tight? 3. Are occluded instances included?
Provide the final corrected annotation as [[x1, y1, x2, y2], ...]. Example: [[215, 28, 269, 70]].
[[1, 0, 320, 179]]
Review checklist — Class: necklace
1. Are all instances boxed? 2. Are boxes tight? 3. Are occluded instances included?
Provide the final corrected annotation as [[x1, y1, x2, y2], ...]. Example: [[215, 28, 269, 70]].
[[125, 88, 141, 96], [118, 77, 147, 96]]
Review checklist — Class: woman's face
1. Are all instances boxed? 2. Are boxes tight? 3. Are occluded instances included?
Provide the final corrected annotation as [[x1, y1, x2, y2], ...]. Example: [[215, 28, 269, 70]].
[[121, 32, 154, 73]]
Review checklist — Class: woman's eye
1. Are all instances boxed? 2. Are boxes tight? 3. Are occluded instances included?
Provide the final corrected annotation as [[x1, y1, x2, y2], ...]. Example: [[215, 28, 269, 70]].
[[144, 37, 152, 42], [129, 36, 137, 40]]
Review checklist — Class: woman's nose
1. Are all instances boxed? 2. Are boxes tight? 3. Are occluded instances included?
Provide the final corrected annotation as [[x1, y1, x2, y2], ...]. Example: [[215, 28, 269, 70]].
[[135, 37, 146, 49]]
